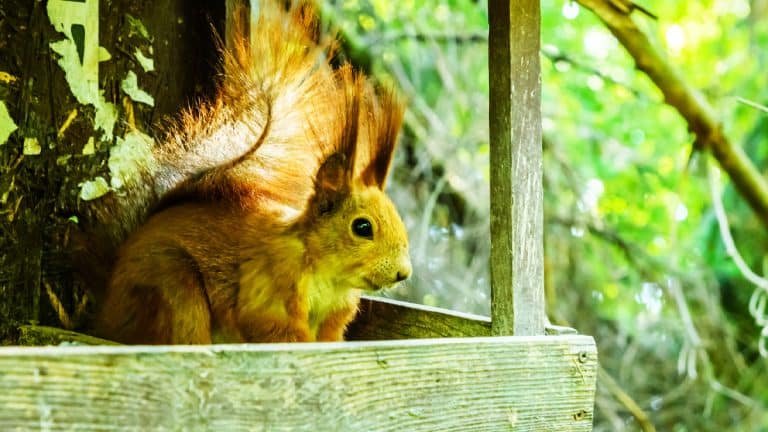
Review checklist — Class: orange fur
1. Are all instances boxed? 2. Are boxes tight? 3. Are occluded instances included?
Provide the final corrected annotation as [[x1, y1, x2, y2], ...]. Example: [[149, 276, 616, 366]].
[[91, 1, 411, 344]]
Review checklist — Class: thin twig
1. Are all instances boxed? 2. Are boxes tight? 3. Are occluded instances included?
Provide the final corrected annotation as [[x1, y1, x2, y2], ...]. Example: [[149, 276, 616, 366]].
[[366, 29, 649, 99], [709, 379, 757, 408], [541, 46, 648, 99], [666, 278, 703, 379], [736, 97, 768, 114], [416, 176, 447, 264], [707, 160, 768, 357], [707, 162, 768, 292], [598, 367, 657, 432], [376, 32, 487, 45]]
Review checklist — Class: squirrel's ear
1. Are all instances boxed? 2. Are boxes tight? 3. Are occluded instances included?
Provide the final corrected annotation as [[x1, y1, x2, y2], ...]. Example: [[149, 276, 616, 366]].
[[313, 153, 350, 215], [360, 88, 404, 189]]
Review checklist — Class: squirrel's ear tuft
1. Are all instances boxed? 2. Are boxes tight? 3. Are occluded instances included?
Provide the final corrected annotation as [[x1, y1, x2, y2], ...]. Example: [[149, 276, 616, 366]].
[[360, 87, 404, 189], [311, 74, 362, 215]]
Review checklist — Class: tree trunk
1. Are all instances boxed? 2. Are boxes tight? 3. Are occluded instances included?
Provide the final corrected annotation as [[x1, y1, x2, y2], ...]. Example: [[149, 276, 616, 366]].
[[0, 0, 224, 340]]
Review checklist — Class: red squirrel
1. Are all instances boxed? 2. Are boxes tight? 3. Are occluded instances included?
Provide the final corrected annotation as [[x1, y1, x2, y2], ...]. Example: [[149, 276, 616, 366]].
[[77, 2, 411, 344]]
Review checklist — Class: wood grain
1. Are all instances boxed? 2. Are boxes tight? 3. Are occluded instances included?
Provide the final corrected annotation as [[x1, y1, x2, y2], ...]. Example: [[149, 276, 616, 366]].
[[346, 296, 491, 340], [12, 298, 575, 343], [0, 335, 597, 431], [488, 0, 546, 336]]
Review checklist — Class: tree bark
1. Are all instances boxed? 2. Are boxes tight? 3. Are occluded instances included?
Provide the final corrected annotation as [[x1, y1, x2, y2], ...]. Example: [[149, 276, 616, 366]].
[[0, 0, 223, 339]]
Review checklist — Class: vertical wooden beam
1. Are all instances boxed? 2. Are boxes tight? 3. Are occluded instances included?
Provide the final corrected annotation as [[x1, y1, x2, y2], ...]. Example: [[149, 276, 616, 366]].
[[488, 0, 545, 336]]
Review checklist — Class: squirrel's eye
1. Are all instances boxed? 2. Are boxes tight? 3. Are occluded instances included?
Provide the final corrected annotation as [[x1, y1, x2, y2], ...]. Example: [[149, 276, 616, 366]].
[[351, 218, 373, 239]]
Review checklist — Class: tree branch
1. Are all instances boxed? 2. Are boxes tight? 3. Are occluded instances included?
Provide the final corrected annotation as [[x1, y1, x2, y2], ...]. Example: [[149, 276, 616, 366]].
[[598, 367, 657, 432], [576, 0, 768, 227]]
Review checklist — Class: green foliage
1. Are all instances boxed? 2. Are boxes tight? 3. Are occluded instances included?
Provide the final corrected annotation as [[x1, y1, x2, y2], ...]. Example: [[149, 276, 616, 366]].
[[328, 0, 768, 430]]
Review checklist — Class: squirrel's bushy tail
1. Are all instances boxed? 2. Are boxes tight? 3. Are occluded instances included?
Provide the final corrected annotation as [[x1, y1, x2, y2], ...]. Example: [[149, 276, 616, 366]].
[[157, 1, 342, 214]]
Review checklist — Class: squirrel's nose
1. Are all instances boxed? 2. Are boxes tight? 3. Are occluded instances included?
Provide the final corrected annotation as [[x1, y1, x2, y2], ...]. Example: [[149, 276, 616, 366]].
[[394, 256, 412, 282]]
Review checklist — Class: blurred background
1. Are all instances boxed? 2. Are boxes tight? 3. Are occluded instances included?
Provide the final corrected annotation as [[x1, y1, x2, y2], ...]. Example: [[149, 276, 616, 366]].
[[328, 0, 768, 430]]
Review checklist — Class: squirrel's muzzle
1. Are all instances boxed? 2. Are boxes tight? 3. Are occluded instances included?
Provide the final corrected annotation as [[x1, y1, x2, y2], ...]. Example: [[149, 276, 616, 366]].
[[394, 253, 412, 283]]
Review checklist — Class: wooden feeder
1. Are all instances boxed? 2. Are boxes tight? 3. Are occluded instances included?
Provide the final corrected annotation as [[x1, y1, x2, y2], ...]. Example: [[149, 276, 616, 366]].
[[0, 0, 597, 430]]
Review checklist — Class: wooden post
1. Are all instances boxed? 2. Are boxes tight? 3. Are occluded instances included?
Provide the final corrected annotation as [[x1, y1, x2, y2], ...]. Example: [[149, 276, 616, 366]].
[[488, 0, 546, 336]]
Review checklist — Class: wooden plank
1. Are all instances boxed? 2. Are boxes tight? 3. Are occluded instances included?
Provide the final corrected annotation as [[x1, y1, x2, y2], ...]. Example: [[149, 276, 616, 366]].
[[488, 0, 546, 336], [12, 303, 574, 345], [0, 336, 597, 431], [346, 296, 491, 340], [9, 297, 490, 345], [13, 298, 572, 344]]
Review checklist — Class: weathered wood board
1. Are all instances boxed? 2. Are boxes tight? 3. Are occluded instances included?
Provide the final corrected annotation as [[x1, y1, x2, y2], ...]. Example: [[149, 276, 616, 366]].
[[10, 296, 577, 346], [346, 295, 491, 340], [0, 335, 597, 431], [10, 296, 491, 344], [13, 297, 575, 345]]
